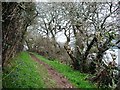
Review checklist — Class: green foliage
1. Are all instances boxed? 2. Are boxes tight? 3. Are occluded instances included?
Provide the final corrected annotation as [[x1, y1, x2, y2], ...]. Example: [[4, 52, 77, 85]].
[[3, 52, 45, 88], [33, 53, 96, 88]]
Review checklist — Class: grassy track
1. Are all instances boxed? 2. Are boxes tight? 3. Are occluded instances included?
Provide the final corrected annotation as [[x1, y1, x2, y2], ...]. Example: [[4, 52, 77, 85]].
[[3, 52, 56, 88], [3, 51, 96, 88], [33, 53, 96, 88]]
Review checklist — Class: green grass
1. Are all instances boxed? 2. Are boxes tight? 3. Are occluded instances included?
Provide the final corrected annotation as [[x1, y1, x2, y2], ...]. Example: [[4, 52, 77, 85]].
[[33, 52, 97, 88], [3, 52, 64, 88], [3, 52, 46, 88], [3, 51, 96, 88]]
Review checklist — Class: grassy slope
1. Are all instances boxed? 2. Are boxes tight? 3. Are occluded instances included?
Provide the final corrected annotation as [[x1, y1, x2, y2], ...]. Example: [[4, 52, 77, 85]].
[[33, 53, 96, 88], [3, 52, 57, 88]]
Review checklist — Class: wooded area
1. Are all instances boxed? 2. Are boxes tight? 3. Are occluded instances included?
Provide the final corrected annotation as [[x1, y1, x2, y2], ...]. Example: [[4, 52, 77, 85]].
[[2, 1, 120, 89]]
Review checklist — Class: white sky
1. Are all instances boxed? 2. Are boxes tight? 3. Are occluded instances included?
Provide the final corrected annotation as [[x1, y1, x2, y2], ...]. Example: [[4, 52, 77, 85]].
[[56, 32, 67, 43], [103, 49, 120, 66]]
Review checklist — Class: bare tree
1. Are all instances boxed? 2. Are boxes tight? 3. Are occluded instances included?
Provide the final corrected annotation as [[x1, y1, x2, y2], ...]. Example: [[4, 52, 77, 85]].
[[2, 2, 37, 66]]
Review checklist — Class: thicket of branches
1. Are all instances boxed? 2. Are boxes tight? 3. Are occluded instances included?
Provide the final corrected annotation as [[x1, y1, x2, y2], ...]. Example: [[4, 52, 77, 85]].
[[25, 2, 120, 88], [2, 2, 37, 66]]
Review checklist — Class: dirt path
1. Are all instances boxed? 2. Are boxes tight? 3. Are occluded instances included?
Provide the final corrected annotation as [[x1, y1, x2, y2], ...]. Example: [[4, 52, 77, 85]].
[[30, 53, 74, 88]]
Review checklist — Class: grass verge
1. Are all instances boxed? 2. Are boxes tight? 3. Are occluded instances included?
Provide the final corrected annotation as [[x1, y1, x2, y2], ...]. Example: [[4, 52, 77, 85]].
[[2, 52, 46, 88]]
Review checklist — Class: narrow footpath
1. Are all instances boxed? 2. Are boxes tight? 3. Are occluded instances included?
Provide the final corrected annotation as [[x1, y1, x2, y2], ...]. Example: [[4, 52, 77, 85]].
[[30, 53, 75, 88]]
